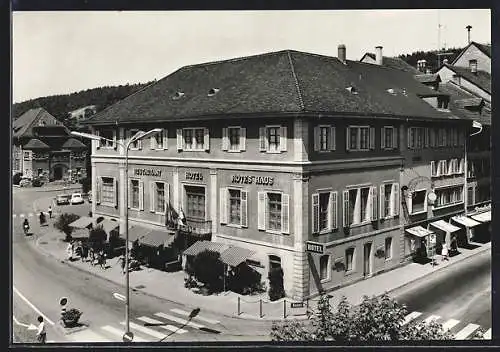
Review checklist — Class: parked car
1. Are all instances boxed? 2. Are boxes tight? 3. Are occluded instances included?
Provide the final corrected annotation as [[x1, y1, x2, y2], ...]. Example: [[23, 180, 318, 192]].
[[19, 178, 31, 187], [56, 194, 70, 205], [70, 193, 84, 205], [32, 177, 44, 187]]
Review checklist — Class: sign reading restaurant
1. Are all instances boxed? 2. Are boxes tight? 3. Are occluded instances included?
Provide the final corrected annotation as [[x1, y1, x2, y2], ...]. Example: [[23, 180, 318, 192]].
[[133, 168, 162, 177], [231, 175, 274, 186]]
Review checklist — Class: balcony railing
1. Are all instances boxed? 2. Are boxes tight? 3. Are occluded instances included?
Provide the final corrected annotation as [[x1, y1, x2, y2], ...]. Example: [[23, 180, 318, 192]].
[[166, 217, 212, 236]]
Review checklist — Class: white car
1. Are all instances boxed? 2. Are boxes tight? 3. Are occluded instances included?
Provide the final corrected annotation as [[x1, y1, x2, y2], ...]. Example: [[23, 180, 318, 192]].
[[70, 193, 84, 205]]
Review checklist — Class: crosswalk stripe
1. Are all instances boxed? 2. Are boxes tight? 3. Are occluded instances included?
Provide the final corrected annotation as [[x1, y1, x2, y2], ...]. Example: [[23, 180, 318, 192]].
[[67, 328, 114, 342], [423, 315, 441, 324], [483, 328, 491, 339], [442, 319, 460, 331], [154, 312, 205, 329], [120, 321, 167, 340], [402, 311, 422, 325], [170, 308, 220, 325], [454, 323, 480, 340], [137, 316, 187, 334], [101, 325, 148, 342], [19, 214, 25, 218]]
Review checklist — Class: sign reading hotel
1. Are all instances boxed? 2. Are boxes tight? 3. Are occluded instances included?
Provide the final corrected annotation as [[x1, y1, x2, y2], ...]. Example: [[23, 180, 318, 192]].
[[133, 168, 162, 177], [185, 172, 203, 181], [231, 175, 274, 186], [306, 241, 325, 254]]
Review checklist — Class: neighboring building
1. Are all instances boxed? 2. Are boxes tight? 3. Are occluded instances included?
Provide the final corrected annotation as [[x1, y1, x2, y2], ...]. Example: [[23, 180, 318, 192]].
[[451, 41, 491, 74], [12, 108, 88, 181], [84, 47, 475, 300], [68, 105, 97, 121], [360, 46, 420, 74]]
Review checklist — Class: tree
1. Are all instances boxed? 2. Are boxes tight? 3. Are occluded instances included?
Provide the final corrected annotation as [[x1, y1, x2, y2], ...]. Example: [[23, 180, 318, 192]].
[[271, 293, 454, 342], [88, 226, 107, 252], [268, 267, 285, 301], [192, 250, 224, 293], [54, 213, 80, 242]]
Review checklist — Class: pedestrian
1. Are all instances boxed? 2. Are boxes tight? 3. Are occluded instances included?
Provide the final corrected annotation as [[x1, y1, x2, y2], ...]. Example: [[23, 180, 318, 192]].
[[36, 316, 46, 344], [39, 212, 46, 226], [66, 242, 73, 261], [99, 250, 107, 269], [48, 205, 52, 219], [117, 254, 126, 274], [441, 243, 449, 261], [81, 244, 89, 262]]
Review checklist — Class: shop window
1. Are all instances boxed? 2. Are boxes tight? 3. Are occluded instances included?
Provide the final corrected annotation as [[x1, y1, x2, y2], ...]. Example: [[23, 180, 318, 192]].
[[345, 248, 354, 272], [178, 128, 209, 151], [257, 191, 289, 234], [185, 185, 205, 220], [320, 255, 330, 281], [312, 191, 338, 233], [130, 179, 140, 209], [344, 186, 377, 226], [259, 125, 287, 153], [385, 237, 392, 260], [347, 126, 374, 151], [410, 189, 427, 214], [313, 125, 336, 152]]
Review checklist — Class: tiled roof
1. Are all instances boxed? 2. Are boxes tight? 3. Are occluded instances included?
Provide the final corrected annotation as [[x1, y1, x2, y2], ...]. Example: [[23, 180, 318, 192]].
[[452, 41, 491, 66], [414, 73, 441, 84], [445, 64, 491, 94], [85, 50, 460, 126], [455, 98, 483, 108], [360, 53, 420, 74], [23, 138, 50, 149], [219, 246, 256, 267], [13, 108, 63, 138], [61, 138, 87, 149]]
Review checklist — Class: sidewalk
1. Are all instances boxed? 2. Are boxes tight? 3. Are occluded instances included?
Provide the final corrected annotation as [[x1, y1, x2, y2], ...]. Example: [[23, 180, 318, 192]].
[[33, 222, 491, 321], [14, 183, 82, 193]]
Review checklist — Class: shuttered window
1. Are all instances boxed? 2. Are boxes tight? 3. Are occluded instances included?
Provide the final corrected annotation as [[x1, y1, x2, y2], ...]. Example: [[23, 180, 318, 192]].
[[257, 191, 289, 234], [180, 128, 209, 151], [314, 125, 336, 152], [101, 177, 115, 205], [346, 126, 372, 151], [343, 186, 377, 226], [312, 191, 338, 234], [151, 128, 168, 150], [130, 179, 140, 209], [259, 125, 287, 153], [222, 127, 246, 152]]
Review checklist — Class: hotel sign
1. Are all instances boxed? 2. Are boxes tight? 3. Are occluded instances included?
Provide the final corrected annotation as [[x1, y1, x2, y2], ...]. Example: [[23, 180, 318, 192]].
[[306, 241, 325, 254], [231, 175, 274, 186], [133, 168, 162, 177], [185, 172, 203, 181]]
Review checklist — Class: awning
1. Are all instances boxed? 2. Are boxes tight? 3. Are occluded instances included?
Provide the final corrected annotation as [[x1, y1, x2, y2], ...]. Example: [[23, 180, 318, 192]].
[[451, 216, 481, 228], [182, 240, 229, 257], [126, 225, 150, 243], [220, 246, 256, 267], [405, 226, 434, 238], [140, 230, 176, 247], [98, 219, 119, 234], [429, 220, 461, 233], [69, 216, 94, 229], [471, 210, 491, 223]]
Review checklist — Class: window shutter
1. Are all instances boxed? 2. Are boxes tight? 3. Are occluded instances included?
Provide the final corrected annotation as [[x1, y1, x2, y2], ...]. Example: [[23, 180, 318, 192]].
[[447, 159, 453, 175], [430, 128, 435, 147], [379, 184, 385, 218], [431, 161, 436, 177], [204, 127, 210, 151], [369, 127, 375, 150], [381, 128, 386, 149], [313, 126, 320, 151], [112, 130, 117, 150], [258, 192, 266, 230], [371, 186, 378, 221], [343, 190, 349, 227], [281, 193, 289, 234], [406, 188, 412, 215], [164, 183, 170, 214], [222, 128, 229, 151], [241, 190, 248, 227], [346, 127, 351, 151], [219, 188, 227, 224], [96, 178, 101, 204], [176, 129, 183, 150], [407, 128, 411, 149], [330, 191, 338, 230], [259, 127, 266, 152], [329, 126, 336, 151], [312, 193, 319, 233], [114, 178, 118, 207], [240, 127, 246, 152], [139, 181, 144, 210], [392, 183, 400, 216], [163, 129, 168, 150], [280, 126, 287, 152], [149, 182, 155, 212], [424, 128, 429, 148], [393, 127, 398, 149], [96, 130, 101, 150], [150, 135, 155, 150]]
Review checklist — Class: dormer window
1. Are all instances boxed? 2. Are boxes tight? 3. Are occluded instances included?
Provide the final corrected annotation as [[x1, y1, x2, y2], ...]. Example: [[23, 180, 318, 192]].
[[346, 86, 358, 94], [437, 96, 449, 110], [208, 88, 220, 96], [386, 88, 396, 96]]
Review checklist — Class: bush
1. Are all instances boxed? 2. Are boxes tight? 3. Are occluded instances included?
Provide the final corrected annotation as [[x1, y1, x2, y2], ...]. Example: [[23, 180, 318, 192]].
[[88, 226, 107, 252], [229, 265, 264, 295], [80, 177, 91, 194], [61, 308, 82, 327], [192, 250, 224, 293], [13, 173, 23, 185], [268, 267, 285, 301], [54, 213, 80, 242]]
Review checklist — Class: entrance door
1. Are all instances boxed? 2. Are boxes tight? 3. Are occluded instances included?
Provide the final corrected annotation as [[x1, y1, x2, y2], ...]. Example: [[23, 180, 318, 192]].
[[363, 243, 372, 276], [54, 166, 63, 180]]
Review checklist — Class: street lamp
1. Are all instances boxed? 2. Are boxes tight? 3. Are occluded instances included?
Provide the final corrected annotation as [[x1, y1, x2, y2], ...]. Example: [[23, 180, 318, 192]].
[[71, 128, 161, 340]]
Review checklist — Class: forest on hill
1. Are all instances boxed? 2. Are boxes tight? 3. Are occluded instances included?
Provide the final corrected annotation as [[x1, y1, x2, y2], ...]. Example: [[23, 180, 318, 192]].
[[398, 46, 464, 72]]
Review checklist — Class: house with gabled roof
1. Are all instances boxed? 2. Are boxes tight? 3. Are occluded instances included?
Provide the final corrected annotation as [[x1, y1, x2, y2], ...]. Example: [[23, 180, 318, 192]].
[[12, 107, 88, 181], [451, 41, 491, 74], [83, 46, 478, 300], [359, 46, 420, 74]]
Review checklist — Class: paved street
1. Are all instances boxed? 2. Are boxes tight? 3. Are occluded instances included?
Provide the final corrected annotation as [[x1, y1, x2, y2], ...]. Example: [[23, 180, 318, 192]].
[[391, 249, 491, 339], [12, 187, 271, 343]]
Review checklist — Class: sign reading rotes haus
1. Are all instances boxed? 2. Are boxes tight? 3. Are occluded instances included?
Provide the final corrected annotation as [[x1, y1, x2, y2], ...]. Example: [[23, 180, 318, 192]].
[[231, 174, 274, 186]]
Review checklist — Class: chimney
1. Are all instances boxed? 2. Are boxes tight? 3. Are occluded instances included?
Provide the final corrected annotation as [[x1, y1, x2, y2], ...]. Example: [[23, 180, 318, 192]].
[[338, 44, 346, 63], [375, 46, 383, 65], [443, 58, 449, 65], [466, 25, 472, 44]]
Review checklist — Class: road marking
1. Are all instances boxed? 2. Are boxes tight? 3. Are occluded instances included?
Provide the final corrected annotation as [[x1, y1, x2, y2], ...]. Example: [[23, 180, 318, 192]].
[[170, 308, 220, 325], [47, 340, 55, 343], [423, 315, 441, 324], [13, 316, 37, 330], [137, 316, 187, 334], [402, 311, 422, 325], [442, 319, 460, 331], [113, 293, 126, 302], [19, 214, 25, 218], [67, 328, 113, 342], [101, 325, 148, 342], [454, 323, 480, 340], [13, 286, 54, 325], [120, 321, 167, 340], [483, 328, 491, 339], [154, 312, 205, 329]]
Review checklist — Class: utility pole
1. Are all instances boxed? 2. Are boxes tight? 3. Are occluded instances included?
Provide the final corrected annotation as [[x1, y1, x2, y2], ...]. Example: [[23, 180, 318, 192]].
[[466, 25, 472, 44]]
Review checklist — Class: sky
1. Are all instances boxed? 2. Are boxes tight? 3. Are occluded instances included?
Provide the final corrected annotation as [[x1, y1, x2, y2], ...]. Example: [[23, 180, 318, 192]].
[[12, 9, 491, 103]]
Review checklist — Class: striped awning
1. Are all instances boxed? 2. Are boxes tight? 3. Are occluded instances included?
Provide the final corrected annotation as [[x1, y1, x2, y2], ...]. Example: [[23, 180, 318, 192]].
[[182, 241, 228, 257], [429, 220, 461, 233], [471, 210, 491, 223], [405, 225, 434, 238], [97, 219, 119, 234], [451, 216, 481, 228], [219, 246, 256, 267], [140, 230, 176, 247], [69, 216, 94, 229]]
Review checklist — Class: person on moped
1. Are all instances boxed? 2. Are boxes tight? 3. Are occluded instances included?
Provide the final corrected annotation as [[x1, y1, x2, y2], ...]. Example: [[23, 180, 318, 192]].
[[23, 218, 30, 234]]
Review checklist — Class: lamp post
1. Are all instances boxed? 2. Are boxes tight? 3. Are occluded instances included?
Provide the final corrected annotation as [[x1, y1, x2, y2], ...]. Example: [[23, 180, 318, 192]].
[[71, 128, 161, 340]]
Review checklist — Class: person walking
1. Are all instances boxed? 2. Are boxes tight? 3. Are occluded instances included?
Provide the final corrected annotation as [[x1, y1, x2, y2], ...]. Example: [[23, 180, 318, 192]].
[[35, 316, 46, 344], [39, 212, 46, 226], [441, 243, 449, 261], [117, 254, 126, 274], [66, 242, 73, 261], [48, 205, 52, 219]]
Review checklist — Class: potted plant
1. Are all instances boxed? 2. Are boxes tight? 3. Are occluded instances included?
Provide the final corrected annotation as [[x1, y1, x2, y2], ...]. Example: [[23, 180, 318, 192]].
[[61, 308, 82, 328]]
